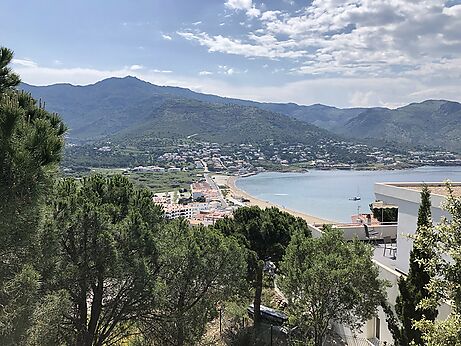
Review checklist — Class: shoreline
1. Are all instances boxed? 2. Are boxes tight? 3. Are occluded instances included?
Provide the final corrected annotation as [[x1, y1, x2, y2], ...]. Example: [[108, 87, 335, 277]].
[[225, 175, 333, 225]]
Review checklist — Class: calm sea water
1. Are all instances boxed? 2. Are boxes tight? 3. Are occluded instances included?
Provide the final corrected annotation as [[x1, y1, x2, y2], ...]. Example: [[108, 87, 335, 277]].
[[236, 166, 461, 223]]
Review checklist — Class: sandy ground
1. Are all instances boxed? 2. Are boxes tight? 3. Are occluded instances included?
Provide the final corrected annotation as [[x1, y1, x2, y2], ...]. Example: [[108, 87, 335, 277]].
[[216, 174, 333, 225]]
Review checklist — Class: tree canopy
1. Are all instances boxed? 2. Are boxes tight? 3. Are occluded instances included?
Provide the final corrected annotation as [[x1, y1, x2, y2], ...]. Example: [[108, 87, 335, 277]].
[[139, 219, 247, 346], [280, 227, 387, 346], [215, 206, 311, 324], [0, 47, 66, 345], [0, 47, 20, 93], [36, 175, 164, 345], [392, 185, 438, 345], [413, 183, 461, 345]]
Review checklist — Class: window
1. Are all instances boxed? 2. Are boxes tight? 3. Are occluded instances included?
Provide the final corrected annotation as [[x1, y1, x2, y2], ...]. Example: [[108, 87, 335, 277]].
[[375, 317, 380, 340]]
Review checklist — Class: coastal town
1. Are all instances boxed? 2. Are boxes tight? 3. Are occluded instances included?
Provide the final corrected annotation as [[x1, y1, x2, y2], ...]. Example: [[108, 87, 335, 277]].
[[80, 138, 461, 227], [79, 138, 461, 177]]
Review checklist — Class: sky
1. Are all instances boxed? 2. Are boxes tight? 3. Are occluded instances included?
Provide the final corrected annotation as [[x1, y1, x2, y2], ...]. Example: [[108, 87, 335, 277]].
[[2, 0, 461, 108]]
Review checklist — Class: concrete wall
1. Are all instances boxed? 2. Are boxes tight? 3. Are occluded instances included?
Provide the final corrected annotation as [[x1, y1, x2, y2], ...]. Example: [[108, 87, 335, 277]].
[[335, 224, 397, 241], [309, 223, 397, 241]]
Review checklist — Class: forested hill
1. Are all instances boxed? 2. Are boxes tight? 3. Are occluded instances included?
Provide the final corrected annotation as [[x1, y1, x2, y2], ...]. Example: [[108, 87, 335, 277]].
[[337, 100, 461, 152], [113, 97, 333, 145], [20, 77, 335, 145], [21, 77, 461, 151]]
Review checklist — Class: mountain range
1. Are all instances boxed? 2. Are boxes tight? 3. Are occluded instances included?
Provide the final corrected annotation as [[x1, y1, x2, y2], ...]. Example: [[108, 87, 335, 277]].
[[20, 76, 461, 152]]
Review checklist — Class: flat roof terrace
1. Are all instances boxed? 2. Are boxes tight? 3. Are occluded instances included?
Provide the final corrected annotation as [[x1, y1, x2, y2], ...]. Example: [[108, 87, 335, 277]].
[[382, 182, 461, 198]]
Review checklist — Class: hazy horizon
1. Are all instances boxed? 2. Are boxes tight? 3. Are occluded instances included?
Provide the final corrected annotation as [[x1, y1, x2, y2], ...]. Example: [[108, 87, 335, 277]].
[[21, 75, 461, 111]]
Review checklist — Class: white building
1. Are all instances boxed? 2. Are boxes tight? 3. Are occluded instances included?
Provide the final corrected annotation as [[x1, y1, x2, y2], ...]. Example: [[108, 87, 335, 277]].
[[162, 202, 209, 220], [374, 182, 455, 274], [309, 182, 459, 345], [362, 182, 458, 344]]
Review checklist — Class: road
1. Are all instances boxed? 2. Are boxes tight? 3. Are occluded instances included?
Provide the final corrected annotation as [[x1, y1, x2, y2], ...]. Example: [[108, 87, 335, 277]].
[[200, 159, 209, 172], [205, 173, 228, 209]]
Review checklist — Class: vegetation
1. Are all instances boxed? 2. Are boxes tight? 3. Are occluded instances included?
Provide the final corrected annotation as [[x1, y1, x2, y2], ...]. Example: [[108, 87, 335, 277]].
[[0, 47, 66, 344], [215, 206, 311, 325], [36, 175, 164, 345], [338, 100, 461, 152], [138, 219, 246, 345], [387, 185, 438, 345], [412, 183, 461, 345], [279, 227, 387, 346], [22, 77, 461, 153], [91, 168, 202, 193], [371, 203, 398, 223], [21, 77, 333, 146]]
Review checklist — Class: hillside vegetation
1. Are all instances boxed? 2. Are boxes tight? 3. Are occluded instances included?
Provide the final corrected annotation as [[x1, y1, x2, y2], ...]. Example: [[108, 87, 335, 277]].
[[21, 77, 461, 152], [114, 97, 332, 145], [339, 100, 461, 152]]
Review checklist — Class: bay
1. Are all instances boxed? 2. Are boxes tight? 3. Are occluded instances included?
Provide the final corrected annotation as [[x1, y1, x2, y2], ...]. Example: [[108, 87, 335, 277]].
[[236, 166, 461, 223]]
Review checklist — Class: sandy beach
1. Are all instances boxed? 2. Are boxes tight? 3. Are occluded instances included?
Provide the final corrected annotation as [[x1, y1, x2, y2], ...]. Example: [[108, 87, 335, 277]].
[[218, 175, 333, 225]]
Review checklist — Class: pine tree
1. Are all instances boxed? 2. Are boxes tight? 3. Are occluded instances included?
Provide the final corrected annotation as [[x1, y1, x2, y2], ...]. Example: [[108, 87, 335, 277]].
[[215, 206, 311, 325], [280, 228, 387, 346], [0, 47, 66, 344], [393, 185, 438, 345], [0, 47, 20, 93]]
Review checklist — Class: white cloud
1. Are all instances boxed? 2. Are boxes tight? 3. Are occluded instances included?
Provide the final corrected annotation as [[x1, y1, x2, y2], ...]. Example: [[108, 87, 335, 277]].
[[225, 0, 261, 18], [12, 58, 38, 68], [12, 62, 461, 108], [225, 0, 252, 10], [152, 69, 172, 73], [443, 4, 461, 17], [218, 65, 237, 75], [260, 10, 281, 21], [180, 0, 461, 85], [177, 31, 306, 59], [162, 34, 173, 40], [192, 21, 202, 26], [129, 64, 143, 71], [246, 6, 261, 18], [199, 70, 213, 75]]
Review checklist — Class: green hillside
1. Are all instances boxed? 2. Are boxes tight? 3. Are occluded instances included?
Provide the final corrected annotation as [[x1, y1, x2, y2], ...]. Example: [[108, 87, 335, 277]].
[[20, 77, 461, 152], [21, 77, 335, 145], [339, 100, 461, 152], [19, 77, 360, 141], [115, 97, 332, 145]]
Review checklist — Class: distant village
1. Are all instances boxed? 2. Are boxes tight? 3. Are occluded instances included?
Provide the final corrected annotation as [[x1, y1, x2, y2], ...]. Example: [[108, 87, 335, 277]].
[[88, 139, 461, 227], [152, 177, 234, 226], [93, 138, 461, 176]]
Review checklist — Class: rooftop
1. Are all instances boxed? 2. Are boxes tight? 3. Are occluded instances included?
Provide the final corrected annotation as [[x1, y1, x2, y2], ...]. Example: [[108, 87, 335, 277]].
[[382, 182, 461, 198], [373, 243, 398, 271]]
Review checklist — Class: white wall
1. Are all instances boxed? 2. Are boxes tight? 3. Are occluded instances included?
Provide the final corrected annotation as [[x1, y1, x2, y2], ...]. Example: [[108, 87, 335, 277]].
[[375, 183, 449, 274], [369, 183, 453, 345], [335, 224, 397, 241]]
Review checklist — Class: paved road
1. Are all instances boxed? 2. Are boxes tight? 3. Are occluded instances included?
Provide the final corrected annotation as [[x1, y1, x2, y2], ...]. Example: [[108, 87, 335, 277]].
[[205, 173, 228, 209]]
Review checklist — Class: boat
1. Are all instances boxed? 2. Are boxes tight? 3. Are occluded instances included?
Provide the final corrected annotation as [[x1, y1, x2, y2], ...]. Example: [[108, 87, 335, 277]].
[[349, 196, 361, 201], [349, 186, 361, 201]]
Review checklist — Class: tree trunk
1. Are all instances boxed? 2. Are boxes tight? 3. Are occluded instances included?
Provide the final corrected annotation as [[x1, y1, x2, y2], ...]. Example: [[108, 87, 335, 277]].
[[88, 275, 104, 345], [253, 260, 264, 325], [314, 331, 324, 346], [76, 283, 90, 346], [177, 315, 185, 346]]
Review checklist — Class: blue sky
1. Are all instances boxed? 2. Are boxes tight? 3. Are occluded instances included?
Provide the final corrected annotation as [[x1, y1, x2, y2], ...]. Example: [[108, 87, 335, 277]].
[[2, 0, 461, 107]]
